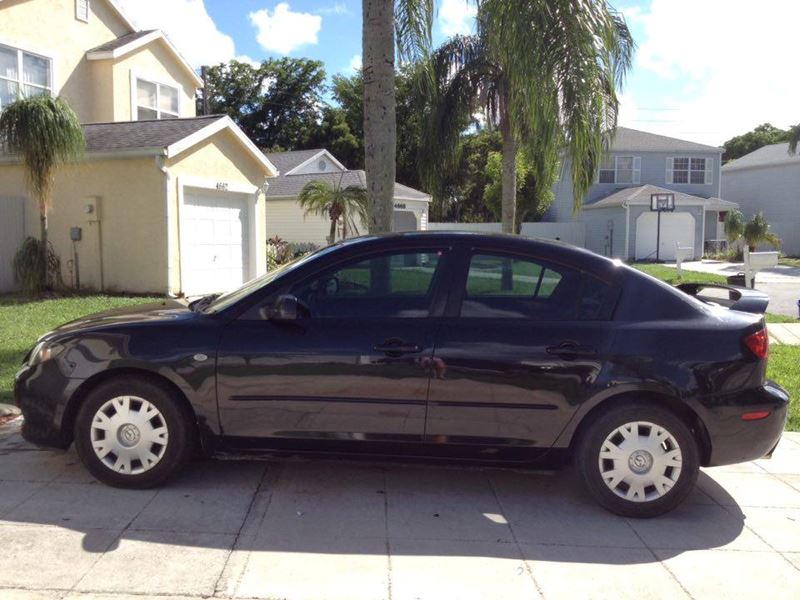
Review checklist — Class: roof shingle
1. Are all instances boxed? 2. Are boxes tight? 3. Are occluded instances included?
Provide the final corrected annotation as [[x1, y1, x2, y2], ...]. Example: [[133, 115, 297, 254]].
[[585, 184, 736, 209], [721, 143, 800, 172], [81, 116, 223, 153], [86, 30, 158, 54], [266, 170, 430, 202], [263, 149, 326, 174], [610, 127, 722, 153]]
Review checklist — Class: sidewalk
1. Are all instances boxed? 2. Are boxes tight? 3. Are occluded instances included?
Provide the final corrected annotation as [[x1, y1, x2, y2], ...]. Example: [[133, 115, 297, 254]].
[[769, 323, 800, 346]]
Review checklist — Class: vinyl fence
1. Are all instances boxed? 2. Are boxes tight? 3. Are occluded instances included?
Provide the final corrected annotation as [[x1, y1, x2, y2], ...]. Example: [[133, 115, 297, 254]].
[[426, 221, 586, 248]]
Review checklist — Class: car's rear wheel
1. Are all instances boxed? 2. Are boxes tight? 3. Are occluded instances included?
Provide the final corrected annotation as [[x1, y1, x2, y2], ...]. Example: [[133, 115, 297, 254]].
[[74, 376, 192, 488], [576, 402, 699, 518]]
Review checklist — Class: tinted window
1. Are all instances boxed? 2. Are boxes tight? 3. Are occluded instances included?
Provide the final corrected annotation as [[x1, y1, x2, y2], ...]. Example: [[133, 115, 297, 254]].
[[460, 253, 579, 320], [292, 251, 442, 318], [577, 275, 617, 320]]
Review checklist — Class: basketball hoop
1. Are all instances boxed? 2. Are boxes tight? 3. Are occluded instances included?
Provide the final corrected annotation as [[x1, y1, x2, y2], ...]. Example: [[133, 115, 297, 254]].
[[650, 193, 675, 212]]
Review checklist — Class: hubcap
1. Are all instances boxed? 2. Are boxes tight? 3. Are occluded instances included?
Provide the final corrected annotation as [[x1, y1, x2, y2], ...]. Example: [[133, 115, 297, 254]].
[[90, 396, 169, 475], [598, 421, 682, 503]]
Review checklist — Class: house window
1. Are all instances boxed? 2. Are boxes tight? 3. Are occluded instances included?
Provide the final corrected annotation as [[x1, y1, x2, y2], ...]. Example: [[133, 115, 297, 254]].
[[667, 156, 713, 185], [0, 44, 52, 112], [136, 78, 179, 120], [76, 0, 90, 22], [598, 155, 640, 184]]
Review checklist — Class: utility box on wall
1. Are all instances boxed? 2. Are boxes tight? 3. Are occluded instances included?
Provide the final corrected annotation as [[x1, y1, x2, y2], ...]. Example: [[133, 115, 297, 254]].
[[70, 227, 82, 241]]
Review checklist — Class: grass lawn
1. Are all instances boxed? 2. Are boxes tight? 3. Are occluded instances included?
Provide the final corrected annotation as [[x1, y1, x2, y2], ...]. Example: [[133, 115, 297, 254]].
[[768, 345, 800, 431], [0, 294, 160, 404], [779, 258, 800, 268]]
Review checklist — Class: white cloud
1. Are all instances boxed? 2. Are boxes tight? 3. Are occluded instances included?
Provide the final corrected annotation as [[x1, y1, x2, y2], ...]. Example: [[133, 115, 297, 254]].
[[249, 3, 322, 55], [438, 0, 477, 37], [348, 54, 362, 73], [317, 3, 349, 16], [626, 0, 800, 145], [116, 0, 235, 67], [235, 55, 261, 68]]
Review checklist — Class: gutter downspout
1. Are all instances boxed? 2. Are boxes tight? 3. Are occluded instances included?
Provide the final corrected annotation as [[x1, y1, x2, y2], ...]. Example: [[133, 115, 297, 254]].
[[623, 199, 631, 261], [157, 154, 176, 296]]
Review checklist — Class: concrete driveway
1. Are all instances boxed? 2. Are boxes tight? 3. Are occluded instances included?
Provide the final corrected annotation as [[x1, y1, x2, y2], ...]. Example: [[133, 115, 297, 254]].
[[1, 418, 799, 600]]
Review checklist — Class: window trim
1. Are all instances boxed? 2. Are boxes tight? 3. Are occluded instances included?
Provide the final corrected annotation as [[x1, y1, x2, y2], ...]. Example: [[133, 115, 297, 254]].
[[597, 155, 641, 185], [76, 0, 90, 23], [0, 42, 54, 111], [666, 156, 713, 186], [130, 71, 181, 120]]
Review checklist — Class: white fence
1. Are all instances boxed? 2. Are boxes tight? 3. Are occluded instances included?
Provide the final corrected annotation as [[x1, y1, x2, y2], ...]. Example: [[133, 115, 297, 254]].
[[427, 221, 586, 247]]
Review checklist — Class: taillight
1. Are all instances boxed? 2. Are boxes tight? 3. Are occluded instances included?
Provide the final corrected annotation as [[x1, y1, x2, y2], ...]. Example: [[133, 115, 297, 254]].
[[743, 328, 769, 360]]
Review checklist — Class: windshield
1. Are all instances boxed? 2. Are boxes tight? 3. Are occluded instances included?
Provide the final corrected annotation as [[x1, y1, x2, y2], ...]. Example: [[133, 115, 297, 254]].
[[202, 249, 327, 313]]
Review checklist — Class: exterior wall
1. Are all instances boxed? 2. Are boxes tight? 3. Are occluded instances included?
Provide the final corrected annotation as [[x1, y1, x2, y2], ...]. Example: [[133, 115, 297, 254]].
[[548, 152, 722, 222], [580, 208, 627, 258], [290, 154, 345, 175], [110, 42, 198, 122], [627, 204, 704, 260], [0, 157, 167, 293], [266, 198, 338, 246], [0, 0, 132, 123], [722, 165, 800, 256], [427, 222, 587, 248], [166, 128, 270, 294]]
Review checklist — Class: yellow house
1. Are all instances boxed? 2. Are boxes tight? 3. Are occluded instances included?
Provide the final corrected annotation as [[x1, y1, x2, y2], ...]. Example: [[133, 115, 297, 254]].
[[0, 0, 278, 295]]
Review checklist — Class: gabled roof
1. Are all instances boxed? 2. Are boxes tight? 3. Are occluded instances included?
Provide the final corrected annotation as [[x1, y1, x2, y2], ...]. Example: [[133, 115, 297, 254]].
[[86, 29, 203, 88], [721, 143, 800, 172], [610, 127, 723, 154], [584, 184, 737, 210], [266, 170, 430, 202], [263, 149, 346, 174], [1, 115, 278, 175]]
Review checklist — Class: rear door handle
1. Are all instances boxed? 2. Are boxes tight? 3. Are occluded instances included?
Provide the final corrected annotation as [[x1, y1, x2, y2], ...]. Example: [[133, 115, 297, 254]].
[[546, 342, 597, 359], [374, 340, 423, 356]]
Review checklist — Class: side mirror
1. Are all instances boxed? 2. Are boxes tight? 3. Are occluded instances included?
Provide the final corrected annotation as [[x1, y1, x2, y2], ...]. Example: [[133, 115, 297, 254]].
[[267, 294, 302, 321]]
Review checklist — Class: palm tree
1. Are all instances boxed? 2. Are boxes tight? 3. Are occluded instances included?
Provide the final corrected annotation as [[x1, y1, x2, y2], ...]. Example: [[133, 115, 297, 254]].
[[419, 1, 633, 233], [724, 209, 745, 244], [297, 176, 369, 245], [743, 212, 780, 251], [788, 124, 800, 155], [362, 0, 433, 234], [0, 94, 84, 287]]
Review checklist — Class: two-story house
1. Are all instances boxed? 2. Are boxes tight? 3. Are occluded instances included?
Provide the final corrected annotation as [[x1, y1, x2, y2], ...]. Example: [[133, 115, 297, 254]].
[[547, 127, 738, 261], [0, 0, 278, 295]]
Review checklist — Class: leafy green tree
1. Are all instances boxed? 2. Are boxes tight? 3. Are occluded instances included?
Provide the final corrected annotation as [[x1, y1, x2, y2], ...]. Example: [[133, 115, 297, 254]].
[[743, 212, 781, 251], [722, 123, 790, 162], [308, 107, 361, 169], [362, 0, 433, 233], [483, 150, 555, 231], [297, 176, 369, 244], [201, 58, 327, 150], [0, 95, 84, 290], [420, 1, 633, 233]]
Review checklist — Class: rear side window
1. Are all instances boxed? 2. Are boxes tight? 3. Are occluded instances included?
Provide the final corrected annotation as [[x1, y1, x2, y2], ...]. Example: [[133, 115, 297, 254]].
[[460, 253, 580, 320], [578, 274, 617, 320]]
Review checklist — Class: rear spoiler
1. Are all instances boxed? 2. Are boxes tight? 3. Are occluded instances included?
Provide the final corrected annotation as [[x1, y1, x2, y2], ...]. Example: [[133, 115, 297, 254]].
[[675, 283, 770, 315]]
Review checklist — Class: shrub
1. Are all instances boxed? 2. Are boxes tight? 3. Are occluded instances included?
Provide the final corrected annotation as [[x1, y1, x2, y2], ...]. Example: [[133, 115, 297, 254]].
[[12, 236, 63, 294]]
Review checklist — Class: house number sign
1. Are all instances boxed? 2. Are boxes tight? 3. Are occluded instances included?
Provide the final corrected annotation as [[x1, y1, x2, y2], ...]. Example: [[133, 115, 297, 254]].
[[216, 182, 229, 191]]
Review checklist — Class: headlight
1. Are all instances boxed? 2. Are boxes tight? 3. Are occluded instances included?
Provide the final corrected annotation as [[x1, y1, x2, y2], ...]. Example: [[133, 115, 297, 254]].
[[28, 340, 64, 366]]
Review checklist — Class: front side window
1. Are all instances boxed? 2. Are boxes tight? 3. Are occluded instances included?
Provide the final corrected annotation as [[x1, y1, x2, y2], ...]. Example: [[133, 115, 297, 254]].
[[292, 250, 443, 318], [0, 44, 52, 112], [669, 157, 710, 185], [136, 78, 179, 120], [598, 155, 638, 184]]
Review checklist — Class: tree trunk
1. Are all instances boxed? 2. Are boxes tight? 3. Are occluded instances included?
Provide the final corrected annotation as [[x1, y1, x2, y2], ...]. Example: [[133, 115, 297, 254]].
[[328, 218, 337, 245], [500, 118, 517, 234], [39, 199, 48, 289], [362, 0, 396, 234]]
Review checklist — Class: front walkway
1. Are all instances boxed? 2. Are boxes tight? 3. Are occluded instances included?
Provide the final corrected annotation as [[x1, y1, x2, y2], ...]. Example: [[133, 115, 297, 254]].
[[1, 417, 800, 600], [769, 324, 800, 346]]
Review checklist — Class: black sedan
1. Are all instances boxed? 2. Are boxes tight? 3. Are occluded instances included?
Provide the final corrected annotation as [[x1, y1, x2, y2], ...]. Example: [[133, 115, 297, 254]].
[[16, 232, 789, 517]]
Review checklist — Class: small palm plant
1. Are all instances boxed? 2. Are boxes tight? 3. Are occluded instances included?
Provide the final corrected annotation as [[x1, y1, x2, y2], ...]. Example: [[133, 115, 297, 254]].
[[297, 175, 369, 245], [0, 94, 84, 291], [789, 123, 799, 155], [724, 209, 745, 244], [743, 212, 781, 251]]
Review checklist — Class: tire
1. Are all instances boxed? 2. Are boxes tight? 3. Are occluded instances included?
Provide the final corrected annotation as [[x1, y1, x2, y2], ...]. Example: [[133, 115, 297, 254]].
[[576, 402, 700, 518], [73, 376, 193, 488]]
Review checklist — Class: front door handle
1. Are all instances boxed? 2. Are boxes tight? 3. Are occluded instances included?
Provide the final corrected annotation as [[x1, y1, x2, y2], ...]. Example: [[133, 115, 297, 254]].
[[546, 341, 597, 359], [374, 339, 423, 356]]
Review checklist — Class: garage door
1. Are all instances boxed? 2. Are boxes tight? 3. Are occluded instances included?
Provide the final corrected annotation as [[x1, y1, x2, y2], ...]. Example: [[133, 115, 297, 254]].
[[0, 197, 25, 293], [182, 188, 250, 297], [635, 212, 695, 261]]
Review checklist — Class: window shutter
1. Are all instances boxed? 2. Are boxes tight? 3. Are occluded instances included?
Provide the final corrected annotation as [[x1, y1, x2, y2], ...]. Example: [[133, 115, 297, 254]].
[[666, 157, 674, 184], [633, 156, 641, 184], [705, 158, 713, 185], [76, 0, 89, 22]]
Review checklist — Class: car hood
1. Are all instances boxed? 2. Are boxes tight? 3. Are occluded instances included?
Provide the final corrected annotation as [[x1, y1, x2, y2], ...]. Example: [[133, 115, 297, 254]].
[[44, 299, 195, 339]]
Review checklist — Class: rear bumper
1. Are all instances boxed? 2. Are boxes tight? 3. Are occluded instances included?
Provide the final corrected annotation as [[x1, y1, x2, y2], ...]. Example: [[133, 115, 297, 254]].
[[703, 381, 789, 467]]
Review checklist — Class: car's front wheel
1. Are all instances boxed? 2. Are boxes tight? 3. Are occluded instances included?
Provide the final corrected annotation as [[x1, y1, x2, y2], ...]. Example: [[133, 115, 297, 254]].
[[576, 402, 700, 518], [74, 376, 193, 488]]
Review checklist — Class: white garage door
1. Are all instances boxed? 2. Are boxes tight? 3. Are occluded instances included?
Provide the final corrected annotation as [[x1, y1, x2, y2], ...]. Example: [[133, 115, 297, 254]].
[[635, 212, 695, 261], [0, 197, 25, 293], [182, 188, 250, 297]]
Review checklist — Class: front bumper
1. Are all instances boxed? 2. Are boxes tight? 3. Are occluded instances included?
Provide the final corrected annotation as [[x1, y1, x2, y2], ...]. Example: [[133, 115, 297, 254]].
[[703, 381, 790, 467], [14, 360, 78, 450]]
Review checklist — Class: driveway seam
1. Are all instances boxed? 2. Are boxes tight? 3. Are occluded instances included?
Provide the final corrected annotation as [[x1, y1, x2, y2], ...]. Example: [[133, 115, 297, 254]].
[[485, 472, 545, 599], [382, 469, 393, 600], [623, 519, 695, 600]]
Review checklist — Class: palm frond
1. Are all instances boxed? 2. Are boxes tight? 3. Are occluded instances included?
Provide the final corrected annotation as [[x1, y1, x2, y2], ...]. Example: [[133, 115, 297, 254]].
[[395, 0, 434, 61]]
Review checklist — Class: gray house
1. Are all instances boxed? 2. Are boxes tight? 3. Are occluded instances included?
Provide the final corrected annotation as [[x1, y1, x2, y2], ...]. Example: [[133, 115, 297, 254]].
[[721, 143, 800, 256], [546, 127, 736, 260]]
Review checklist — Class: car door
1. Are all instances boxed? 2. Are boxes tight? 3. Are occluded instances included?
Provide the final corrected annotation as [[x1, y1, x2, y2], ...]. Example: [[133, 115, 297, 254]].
[[425, 248, 617, 453], [216, 246, 451, 446]]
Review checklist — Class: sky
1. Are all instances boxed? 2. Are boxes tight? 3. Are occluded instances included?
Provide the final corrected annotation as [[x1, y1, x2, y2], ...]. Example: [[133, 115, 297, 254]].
[[115, 0, 800, 147]]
